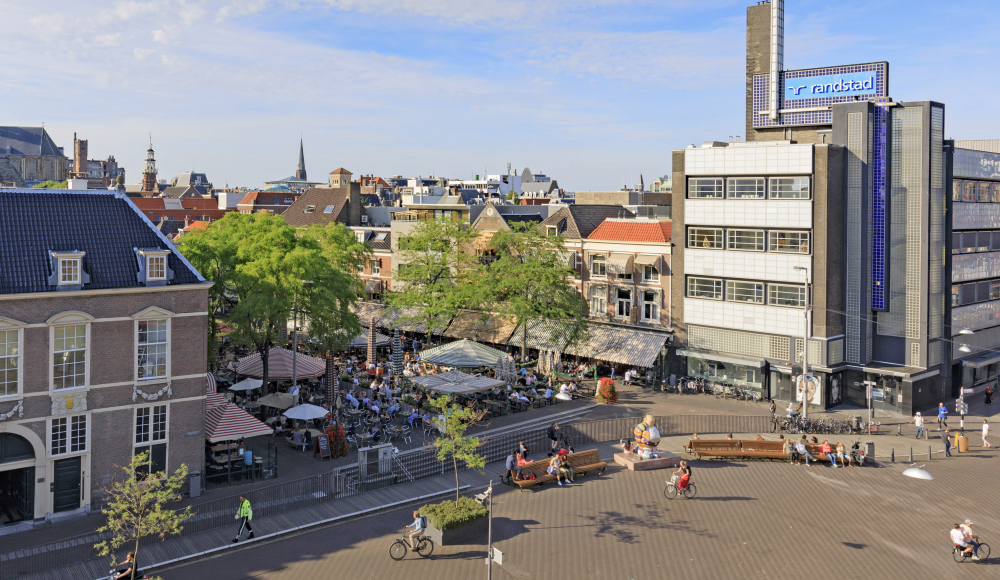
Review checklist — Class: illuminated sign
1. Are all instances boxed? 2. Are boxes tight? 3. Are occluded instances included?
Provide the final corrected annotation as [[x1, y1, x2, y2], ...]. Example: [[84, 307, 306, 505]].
[[752, 62, 888, 128], [784, 72, 876, 101]]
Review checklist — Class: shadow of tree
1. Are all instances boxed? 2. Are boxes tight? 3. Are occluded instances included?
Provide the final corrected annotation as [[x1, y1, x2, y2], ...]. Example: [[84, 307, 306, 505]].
[[575, 503, 717, 544]]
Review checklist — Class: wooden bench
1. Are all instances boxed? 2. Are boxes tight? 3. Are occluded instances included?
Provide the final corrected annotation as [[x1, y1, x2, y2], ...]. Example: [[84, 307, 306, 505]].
[[685, 439, 835, 463], [510, 449, 607, 491]]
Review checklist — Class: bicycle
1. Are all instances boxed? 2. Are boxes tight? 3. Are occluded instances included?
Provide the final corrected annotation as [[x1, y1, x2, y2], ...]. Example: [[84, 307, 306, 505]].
[[389, 532, 434, 560], [663, 474, 697, 500], [953, 538, 990, 562]]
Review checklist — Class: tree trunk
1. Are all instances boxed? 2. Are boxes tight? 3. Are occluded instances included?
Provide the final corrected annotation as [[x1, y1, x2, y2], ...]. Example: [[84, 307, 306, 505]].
[[453, 453, 460, 504], [260, 343, 270, 394], [132, 537, 140, 580], [520, 323, 527, 361]]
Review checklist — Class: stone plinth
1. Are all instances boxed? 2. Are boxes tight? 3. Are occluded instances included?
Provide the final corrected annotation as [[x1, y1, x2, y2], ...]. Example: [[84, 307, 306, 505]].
[[614, 451, 681, 471]]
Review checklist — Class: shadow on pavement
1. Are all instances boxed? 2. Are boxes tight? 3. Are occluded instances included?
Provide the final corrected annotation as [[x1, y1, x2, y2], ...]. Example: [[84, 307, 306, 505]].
[[696, 496, 757, 502], [492, 517, 539, 542]]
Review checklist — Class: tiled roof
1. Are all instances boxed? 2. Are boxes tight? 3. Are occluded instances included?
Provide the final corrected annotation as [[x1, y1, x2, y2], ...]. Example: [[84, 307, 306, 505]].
[[282, 187, 349, 227], [587, 220, 672, 242], [0, 127, 63, 157], [538, 205, 631, 239], [0, 189, 204, 294], [330, 167, 352, 175]]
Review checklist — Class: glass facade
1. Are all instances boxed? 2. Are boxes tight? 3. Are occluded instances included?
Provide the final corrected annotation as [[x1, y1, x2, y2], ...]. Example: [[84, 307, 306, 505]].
[[687, 357, 762, 391]]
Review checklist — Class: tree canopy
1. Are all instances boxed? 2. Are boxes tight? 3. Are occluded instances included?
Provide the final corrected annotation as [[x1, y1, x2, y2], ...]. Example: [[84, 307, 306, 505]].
[[32, 180, 67, 188]]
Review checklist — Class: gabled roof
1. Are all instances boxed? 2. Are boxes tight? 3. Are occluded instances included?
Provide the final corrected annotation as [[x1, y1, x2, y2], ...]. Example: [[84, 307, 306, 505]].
[[587, 220, 672, 242], [330, 167, 352, 175], [282, 187, 349, 227], [162, 185, 203, 198], [537, 205, 632, 239], [0, 127, 64, 157], [0, 189, 204, 294]]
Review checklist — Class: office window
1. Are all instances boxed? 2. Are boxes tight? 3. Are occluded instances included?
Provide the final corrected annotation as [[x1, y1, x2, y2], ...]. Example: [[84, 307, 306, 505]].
[[963, 182, 977, 202], [146, 256, 166, 281], [961, 283, 977, 305], [53, 324, 86, 389], [951, 285, 960, 307], [687, 277, 723, 300], [768, 284, 806, 308], [688, 178, 724, 199], [0, 330, 17, 397], [59, 258, 80, 285], [979, 232, 993, 253], [993, 184, 1000, 203], [728, 229, 765, 252], [979, 182, 992, 203], [951, 233, 962, 255], [643, 265, 659, 282], [993, 232, 1000, 251], [137, 320, 168, 380], [616, 288, 631, 317], [642, 291, 659, 320], [591, 255, 607, 277], [727, 280, 765, 304], [769, 177, 810, 199], [991, 281, 1000, 300], [51, 415, 87, 456], [135, 405, 168, 477], [727, 178, 765, 199], [769, 231, 810, 253], [961, 232, 977, 254], [953, 181, 963, 201], [979, 281, 992, 302], [688, 228, 724, 249]]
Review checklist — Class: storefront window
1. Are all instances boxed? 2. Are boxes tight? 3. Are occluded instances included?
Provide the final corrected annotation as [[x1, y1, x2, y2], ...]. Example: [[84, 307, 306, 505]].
[[964, 182, 977, 202], [979, 183, 992, 202], [686, 358, 763, 390], [953, 180, 963, 201]]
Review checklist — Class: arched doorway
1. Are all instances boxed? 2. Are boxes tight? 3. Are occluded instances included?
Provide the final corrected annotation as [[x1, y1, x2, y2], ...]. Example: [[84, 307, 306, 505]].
[[0, 434, 36, 524]]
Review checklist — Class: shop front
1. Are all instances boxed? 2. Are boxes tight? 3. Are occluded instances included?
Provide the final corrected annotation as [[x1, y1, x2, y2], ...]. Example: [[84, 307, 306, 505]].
[[680, 351, 765, 396]]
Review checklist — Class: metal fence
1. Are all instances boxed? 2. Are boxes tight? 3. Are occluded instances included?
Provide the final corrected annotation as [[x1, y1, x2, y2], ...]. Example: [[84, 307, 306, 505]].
[[1, 414, 767, 579]]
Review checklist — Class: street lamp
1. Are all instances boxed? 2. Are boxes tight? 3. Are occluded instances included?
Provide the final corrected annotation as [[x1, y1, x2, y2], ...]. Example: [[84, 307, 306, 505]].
[[959, 344, 972, 353], [792, 265, 811, 419], [291, 280, 314, 404], [959, 328, 975, 336]]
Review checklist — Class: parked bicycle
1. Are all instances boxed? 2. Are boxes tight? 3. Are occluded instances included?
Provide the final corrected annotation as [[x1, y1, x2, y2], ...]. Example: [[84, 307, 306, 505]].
[[389, 533, 434, 560]]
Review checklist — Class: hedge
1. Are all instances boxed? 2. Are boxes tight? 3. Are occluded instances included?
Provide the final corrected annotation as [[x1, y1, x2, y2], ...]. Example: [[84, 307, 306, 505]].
[[419, 497, 487, 531]]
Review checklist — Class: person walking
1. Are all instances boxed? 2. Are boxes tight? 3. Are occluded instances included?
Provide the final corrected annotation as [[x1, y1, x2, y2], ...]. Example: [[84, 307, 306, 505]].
[[983, 420, 991, 449], [937, 402, 949, 431], [943, 429, 953, 457], [769, 400, 776, 418], [986, 384, 994, 407], [233, 494, 254, 543], [911, 412, 925, 439], [547, 422, 559, 451]]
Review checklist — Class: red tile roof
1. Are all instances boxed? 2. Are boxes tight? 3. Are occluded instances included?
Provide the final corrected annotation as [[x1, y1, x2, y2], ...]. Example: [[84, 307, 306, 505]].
[[587, 220, 672, 242]]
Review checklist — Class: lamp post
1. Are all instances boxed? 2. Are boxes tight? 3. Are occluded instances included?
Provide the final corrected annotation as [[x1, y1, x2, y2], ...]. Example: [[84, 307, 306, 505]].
[[792, 266, 811, 419], [486, 481, 493, 580], [291, 280, 313, 405]]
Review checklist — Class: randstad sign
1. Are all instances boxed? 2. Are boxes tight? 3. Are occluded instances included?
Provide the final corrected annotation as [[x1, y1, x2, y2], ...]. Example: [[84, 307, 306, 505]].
[[784, 72, 876, 101]]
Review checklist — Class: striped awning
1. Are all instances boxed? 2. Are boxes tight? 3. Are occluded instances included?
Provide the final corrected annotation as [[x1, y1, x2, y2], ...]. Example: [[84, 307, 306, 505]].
[[408, 369, 506, 395], [365, 278, 383, 294], [564, 323, 669, 367], [205, 403, 274, 443], [420, 339, 508, 368], [206, 392, 227, 408], [634, 254, 662, 271], [560, 251, 578, 268], [507, 319, 573, 351], [233, 347, 326, 381], [205, 373, 217, 394], [352, 302, 386, 324], [605, 253, 634, 276]]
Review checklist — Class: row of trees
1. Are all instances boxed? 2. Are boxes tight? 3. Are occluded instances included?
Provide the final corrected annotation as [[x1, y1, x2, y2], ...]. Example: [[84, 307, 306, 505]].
[[388, 218, 587, 358]]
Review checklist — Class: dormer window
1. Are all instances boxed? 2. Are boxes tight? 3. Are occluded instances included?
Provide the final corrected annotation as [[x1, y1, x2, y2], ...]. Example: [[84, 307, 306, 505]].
[[135, 249, 173, 286], [305, 205, 315, 214], [60, 258, 81, 285], [147, 255, 167, 281], [48, 251, 89, 290]]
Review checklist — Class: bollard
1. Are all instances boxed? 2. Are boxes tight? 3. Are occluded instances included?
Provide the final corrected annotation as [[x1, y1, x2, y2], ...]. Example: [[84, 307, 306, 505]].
[[929, 445, 932, 460], [909, 447, 913, 462], [891, 448, 895, 462]]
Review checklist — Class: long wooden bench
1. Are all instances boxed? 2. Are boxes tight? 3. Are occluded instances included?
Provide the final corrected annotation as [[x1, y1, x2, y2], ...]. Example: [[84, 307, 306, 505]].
[[503, 449, 607, 491], [686, 439, 835, 463]]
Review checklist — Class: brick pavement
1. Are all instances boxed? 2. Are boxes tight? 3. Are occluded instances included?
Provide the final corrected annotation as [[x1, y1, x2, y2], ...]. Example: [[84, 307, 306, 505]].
[[162, 439, 1000, 580]]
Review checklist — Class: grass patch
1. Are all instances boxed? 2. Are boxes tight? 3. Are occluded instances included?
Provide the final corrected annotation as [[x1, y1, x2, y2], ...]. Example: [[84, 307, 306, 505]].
[[419, 497, 487, 531]]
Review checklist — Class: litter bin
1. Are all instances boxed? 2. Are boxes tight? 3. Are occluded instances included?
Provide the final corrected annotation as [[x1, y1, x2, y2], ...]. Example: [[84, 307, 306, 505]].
[[864, 441, 875, 464], [189, 470, 202, 498], [957, 435, 969, 453]]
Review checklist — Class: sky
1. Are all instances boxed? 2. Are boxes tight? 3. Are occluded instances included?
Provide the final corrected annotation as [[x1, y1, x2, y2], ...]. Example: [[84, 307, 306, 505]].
[[2, 0, 999, 191]]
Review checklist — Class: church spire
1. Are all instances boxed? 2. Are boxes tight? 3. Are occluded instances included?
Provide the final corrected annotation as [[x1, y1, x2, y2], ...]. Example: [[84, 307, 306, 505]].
[[141, 134, 158, 193], [295, 137, 307, 181]]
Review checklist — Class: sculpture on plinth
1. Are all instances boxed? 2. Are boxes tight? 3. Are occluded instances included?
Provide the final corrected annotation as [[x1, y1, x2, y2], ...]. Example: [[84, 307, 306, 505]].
[[633, 414, 661, 459]]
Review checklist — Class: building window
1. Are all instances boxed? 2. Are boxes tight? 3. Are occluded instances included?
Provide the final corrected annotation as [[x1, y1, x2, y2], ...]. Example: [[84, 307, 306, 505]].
[[688, 228, 724, 249], [0, 330, 18, 397], [727, 280, 765, 304], [59, 258, 80, 285], [769, 231, 810, 253], [993, 184, 1000, 203], [951, 285, 960, 307], [53, 324, 87, 390], [137, 320, 168, 380], [616, 288, 631, 317], [728, 229, 765, 252], [963, 182, 976, 202], [979, 232, 992, 253], [305, 205, 315, 213], [546, 226, 558, 236], [979, 182, 992, 203], [769, 177, 810, 199], [591, 255, 607, 277], [370, 259, 380, 275], [643, 265, 659, 282], [953, 181, 962, 201], [727, 178, 765, 199], [642, 291, 659, 321], [589, 287, 606, 315], [688, 178, 724, 199], [687, 277, 723, 300], [146, 255, 166, 281], [135, 405, 168, 477], [961, 232, 976, 254], [51, 415, 87, 456], [991, 281, 1000, 300], [323, 205, 335, 214], [768, 284, 806, 308]]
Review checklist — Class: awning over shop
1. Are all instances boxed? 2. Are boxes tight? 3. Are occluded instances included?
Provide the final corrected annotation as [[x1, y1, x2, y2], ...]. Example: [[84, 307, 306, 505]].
[[408, 369, 506, 395], [634, 254, 662, 272], [605, 253, 634, 276], [365, 278, 383, 294], [559, 250, 578, 269], [962, 352, 1000, 368], [678, 349, 765, 368], [444, 312, 516, 344], [206, 372, 217, 394], [206, 392, 227, 408], [507, 319, 573, 351], [420, 339, 508, 368], [233, 348, 325, 381], [205, 403, 273, 442], [564, 324, 669, 367]]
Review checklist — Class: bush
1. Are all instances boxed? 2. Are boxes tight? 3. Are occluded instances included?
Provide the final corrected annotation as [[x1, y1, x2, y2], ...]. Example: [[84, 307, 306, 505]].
[[339, 374, 352, 381], [359, 380, 371, 390], [402, 395, 418, 406], [419, 497, 487, 531]]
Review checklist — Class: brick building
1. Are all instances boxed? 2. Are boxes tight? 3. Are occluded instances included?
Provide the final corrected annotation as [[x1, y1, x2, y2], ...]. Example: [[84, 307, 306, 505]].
[[0, 189, 209, 522]]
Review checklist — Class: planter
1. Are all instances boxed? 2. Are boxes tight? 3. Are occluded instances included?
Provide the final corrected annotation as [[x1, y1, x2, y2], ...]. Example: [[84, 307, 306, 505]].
[[339, 380, 354, 392], [424, 514, 488, 546]]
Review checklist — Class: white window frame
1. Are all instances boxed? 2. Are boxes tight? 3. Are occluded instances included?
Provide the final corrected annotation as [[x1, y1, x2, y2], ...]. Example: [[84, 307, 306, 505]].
[[727, 229, 766, 252], [0, 317, 25, 399], [50, 413, 89, 457], [615, 288, 632, 318], [769, 230, 811, 254], [370, 259, 381, 276], [643, 265, 660, 282], [726, 177, 766, 199], [588, 285, 607, 316], [687, 228, 724, 250], [590, 255, 607, 278], [59, 258, 81, 285], [768, 283, 807, 308], [48, 311, 93, 392], [642, 290, 660, 321], [134, 404, 169, 476], [768, 177, 811, 199], [132, 307, 174, 384], [146, 255, 167, 281], [726, 280, 766, 304], [687, 277, 723, 300]]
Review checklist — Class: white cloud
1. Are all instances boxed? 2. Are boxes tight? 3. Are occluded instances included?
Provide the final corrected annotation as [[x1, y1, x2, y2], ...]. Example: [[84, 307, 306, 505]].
[[134, 48, 155, 59]]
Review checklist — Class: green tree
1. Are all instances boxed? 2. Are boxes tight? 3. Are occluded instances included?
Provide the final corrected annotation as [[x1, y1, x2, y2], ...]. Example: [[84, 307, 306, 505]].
[[95, 452, 192, 580], [385, 218, 480, 343], [32, 180, 67, 189], [429, 395, 486, 503], [474, 223, 587, 359], [178, 213, 362, 387], [505, 190, 520, 205]]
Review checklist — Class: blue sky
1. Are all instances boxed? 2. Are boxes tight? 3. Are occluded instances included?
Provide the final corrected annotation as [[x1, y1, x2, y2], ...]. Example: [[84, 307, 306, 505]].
[[3, 0, 998, 191]]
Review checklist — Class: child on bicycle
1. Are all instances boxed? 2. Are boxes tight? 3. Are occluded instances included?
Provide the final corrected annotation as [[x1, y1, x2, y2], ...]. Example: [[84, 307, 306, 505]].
[[671, 461, 692, 491]]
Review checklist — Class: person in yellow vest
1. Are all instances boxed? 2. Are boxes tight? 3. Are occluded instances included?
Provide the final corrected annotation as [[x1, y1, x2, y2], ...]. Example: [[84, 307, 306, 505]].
[[233, 494, 254, 543]]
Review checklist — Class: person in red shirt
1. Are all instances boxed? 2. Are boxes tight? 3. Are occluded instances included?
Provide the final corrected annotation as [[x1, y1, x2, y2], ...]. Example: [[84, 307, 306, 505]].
[[821, 440, 837, 468]]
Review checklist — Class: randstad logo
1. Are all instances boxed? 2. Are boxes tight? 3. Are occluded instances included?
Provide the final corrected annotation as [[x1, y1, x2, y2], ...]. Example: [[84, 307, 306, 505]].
[[784, 72, 876, 101]]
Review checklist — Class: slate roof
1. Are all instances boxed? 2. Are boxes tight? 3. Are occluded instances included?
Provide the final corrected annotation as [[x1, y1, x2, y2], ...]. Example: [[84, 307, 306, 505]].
[[359, 193, 381, 206], [587, 220, 672, 242], [0, 189, 204, 294], [363, 230, 392, 251], [537, 205, 632, 239], [162, 185, 204, 198], [282, 187, 349, 227], [0, 127, 64, 157]]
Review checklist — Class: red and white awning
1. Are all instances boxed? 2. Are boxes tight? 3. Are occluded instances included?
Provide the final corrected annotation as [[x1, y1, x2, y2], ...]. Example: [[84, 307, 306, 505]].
[[232, 348, 326, 381], [205, 373, 217, 394], [205, 403, 274, 443], [206, 392, 227, 409]]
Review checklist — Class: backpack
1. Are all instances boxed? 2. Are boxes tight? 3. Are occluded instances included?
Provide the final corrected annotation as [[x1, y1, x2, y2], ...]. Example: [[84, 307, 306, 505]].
[[419, 515, 427, 529], [527, 472, 536, 480]]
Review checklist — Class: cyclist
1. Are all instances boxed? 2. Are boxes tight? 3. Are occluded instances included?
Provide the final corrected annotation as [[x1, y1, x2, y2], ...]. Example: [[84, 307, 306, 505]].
[[405, 511, 426, 551], [961, 520, 982, 557], [671, 460, 692, 492], [951, 523, 979, 560]]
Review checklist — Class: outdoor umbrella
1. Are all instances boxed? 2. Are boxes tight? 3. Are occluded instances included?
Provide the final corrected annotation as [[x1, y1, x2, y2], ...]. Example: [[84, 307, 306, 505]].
[[256, 392, 295, 409], [228, 378, 263, 392], [392, 329, 404, 377], [282, 403, 330, 421]]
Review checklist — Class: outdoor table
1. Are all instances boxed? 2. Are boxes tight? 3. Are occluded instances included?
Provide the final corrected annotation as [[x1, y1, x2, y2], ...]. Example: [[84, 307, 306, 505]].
[[355, 433, 373, 446], [210, 443, 235, 453]]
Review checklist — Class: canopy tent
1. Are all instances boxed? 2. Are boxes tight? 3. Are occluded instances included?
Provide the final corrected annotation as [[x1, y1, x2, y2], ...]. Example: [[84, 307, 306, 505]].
[[419, 339, 508, 368], [282, 403, 330, 421], [205, 403, 274, 442], [256, 392, 295, 409], [233, 348, 325, 381], [408, 369, 506, 396], [563, 323, 669, 368], [205, 373, 218, 394], [342, 327, 391, 350], [228, 377, 263, 392], [206, 392, 227, 409]]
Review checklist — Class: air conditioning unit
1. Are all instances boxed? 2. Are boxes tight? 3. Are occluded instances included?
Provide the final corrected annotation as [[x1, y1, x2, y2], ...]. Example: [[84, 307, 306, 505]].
[[361, 215, 369, 224]]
